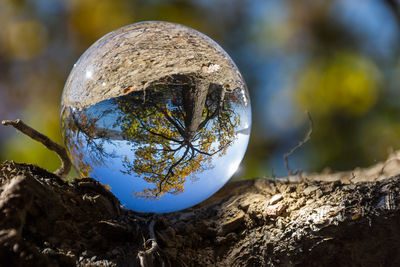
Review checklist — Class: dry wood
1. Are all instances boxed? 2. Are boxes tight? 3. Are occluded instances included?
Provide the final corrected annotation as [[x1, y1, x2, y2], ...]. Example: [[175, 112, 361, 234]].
[[1, 119, 71, 178], [0, 154, 400, 266]]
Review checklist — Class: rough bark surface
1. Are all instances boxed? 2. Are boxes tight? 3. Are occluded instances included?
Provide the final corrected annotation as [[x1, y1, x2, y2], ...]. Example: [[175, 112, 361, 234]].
[[1, 154, 400, 266]]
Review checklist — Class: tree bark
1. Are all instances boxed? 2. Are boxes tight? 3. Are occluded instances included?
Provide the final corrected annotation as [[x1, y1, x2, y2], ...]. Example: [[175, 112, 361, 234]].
[[1, 154, 400, 266]]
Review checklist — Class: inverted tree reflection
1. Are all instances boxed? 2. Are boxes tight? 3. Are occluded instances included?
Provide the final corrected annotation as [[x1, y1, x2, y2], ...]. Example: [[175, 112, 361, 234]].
[[62, 74, 242, 200], [116, 74, 240, 199]]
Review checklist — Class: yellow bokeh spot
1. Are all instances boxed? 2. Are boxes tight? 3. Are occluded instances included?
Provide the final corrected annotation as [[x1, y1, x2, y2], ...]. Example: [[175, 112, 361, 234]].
[[68, 0, 132, 45], [295, 53, 380, 116], [5, 20, 48, 60]]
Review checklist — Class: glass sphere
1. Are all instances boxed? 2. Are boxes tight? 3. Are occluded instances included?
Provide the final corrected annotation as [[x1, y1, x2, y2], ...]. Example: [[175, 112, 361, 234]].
[[60, 21, 251, 213]]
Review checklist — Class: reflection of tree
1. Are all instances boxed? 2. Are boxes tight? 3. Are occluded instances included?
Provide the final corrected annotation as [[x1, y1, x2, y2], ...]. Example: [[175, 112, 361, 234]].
[[115, 74, 240, 199], [61, 107, 115, 177], [62, 74, 242, 200]]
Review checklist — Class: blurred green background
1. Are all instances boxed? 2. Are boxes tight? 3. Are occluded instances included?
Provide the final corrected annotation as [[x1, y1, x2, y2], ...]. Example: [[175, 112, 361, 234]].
[[1, 0, 400, 179]]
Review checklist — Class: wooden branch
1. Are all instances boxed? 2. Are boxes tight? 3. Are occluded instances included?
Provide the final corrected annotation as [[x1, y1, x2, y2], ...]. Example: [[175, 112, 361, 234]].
[[1, 119, 71, 178], [1, 156, 400, 266]]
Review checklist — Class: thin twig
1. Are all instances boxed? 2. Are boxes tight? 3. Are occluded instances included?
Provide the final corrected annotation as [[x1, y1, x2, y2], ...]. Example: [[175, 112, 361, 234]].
[[2, 119, 71, 178], [283, 112, 313, 176]]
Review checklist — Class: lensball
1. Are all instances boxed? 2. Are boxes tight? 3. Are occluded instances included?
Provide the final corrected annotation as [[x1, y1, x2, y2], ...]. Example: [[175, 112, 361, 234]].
[[60, 21, 251, 213]]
